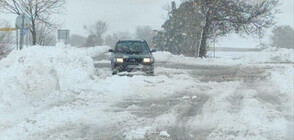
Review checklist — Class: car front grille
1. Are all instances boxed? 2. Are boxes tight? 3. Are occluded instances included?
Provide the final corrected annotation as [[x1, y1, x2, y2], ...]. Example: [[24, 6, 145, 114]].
[[125, 58, 142, 65]]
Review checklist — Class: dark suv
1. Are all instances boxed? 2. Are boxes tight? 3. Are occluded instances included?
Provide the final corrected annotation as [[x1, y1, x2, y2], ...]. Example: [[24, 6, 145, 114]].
[[109, 40, 156, 75]]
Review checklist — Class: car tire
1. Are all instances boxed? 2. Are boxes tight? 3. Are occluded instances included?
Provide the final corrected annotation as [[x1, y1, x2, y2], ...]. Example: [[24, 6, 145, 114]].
[[146, 69, 154, 76], [147, 72, 154, 76], [112, 71, 117, 75]]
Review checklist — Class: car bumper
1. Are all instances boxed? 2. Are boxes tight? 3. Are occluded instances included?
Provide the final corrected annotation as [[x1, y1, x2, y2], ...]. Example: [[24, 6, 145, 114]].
[[112, 63, 154, 73]]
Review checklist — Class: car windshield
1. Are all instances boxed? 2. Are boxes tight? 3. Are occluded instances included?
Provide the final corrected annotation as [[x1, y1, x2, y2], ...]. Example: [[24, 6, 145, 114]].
[[115, 41, 150, 54]]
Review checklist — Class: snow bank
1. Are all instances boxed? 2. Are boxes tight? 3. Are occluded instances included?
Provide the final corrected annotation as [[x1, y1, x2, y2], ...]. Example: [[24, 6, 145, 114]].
[[210, 47, 294, 63], [0, 44, 95, 132], [0, 45, 95, 92], [153, 51, 239, 65], [154, 47, 294, 65]]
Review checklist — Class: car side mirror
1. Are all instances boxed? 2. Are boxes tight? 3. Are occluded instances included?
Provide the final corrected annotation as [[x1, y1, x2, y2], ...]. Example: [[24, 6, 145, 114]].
[[109, 49, 114, 52], [151, 49, 157, 53]]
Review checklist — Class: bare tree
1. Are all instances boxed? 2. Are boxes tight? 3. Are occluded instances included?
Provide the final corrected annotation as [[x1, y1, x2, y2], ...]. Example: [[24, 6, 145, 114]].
[[105, 31, 132, 48], [35, 22, 56, 46], [84, 34, 97, 47], [162, 3, 172, 13], [0, 20, 13, 58], [0, 0, 66, 45], [189, 0, 279, 57], [85, 20, 108, 46], [135, 26, 154, 47]]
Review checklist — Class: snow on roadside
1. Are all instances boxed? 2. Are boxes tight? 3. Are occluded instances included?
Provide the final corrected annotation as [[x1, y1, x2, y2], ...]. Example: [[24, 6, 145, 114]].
[[154, 47, 294, 65], [153, 51, 239, 65], [0, 44, 96, 135]]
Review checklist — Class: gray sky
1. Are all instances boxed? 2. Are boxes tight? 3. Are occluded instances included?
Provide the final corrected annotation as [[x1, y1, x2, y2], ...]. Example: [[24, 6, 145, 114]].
[[59, 0, 293, 36], [0, 0, 293, 48], [53, 0, 182, 36]]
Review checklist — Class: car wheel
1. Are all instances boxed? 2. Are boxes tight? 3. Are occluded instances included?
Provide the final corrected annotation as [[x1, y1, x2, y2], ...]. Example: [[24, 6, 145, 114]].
[[147, 72, 154, 76], [146, 69, 154, 76], [112, 71, 117, 75]]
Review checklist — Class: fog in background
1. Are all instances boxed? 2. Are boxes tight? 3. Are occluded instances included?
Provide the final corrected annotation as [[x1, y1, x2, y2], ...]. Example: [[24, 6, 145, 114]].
[[0, 0, 292, 48]]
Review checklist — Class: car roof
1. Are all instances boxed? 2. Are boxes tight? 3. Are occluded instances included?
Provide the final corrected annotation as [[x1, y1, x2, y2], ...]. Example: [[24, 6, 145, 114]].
[[118, 39, 145, 42]]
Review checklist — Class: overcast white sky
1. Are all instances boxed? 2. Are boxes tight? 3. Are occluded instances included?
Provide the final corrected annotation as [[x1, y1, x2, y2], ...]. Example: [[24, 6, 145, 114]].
[[0, 0, 293, 48], [53, 0, 182, 35]]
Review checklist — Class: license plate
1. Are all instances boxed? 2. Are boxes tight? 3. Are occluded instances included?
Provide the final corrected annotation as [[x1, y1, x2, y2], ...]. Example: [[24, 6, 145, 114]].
[[129, 58, 136, 62]]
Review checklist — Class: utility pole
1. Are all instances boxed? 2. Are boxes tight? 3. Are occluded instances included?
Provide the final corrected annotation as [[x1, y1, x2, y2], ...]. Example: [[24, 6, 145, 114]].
[[15, 13, 30, 50], [212, 21, 217, 58], [16, 29, 18, 50], [19, 14, 25, 50]]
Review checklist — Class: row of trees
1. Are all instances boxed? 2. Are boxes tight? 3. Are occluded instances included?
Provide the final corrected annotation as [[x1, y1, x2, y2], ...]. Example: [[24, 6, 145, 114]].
[[70, 22, 155, 48]]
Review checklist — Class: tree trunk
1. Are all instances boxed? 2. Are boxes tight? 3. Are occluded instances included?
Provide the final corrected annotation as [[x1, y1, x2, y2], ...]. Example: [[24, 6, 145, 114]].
[[199, 22, 209, 58], [31, 19, 37, 45], [199, 11, 211, 58]]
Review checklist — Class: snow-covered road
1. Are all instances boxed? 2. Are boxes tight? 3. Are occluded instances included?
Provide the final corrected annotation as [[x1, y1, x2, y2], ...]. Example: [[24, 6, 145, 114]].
[[0, 45, 293, 140], [92, 53, 293, 139]]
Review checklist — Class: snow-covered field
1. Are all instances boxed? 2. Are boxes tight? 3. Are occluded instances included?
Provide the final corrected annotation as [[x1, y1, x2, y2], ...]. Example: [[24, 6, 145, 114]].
[[0, 44, 293, 140]]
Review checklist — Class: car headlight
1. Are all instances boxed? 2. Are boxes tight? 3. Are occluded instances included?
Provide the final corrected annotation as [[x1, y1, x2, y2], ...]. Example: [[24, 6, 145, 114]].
[[115, 58, 124, 63], [143, 58, 152, 63]]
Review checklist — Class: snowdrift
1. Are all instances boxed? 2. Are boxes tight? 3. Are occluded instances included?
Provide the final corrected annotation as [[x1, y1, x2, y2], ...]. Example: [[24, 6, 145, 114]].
[[0, 44, 97, 131], [0, 44, 96, 93]]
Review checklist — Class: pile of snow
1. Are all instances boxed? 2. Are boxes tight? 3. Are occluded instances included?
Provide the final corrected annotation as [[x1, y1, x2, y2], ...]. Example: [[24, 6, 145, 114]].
[[0, 44, 96, 132]]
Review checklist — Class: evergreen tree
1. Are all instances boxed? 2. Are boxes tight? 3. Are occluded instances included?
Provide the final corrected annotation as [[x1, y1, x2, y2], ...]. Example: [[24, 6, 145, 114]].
[[153, 2, 203, 56]]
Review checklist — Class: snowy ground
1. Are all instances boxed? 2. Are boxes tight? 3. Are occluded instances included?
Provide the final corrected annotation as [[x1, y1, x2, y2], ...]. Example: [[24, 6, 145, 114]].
[[0, 44, 293, 140]]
